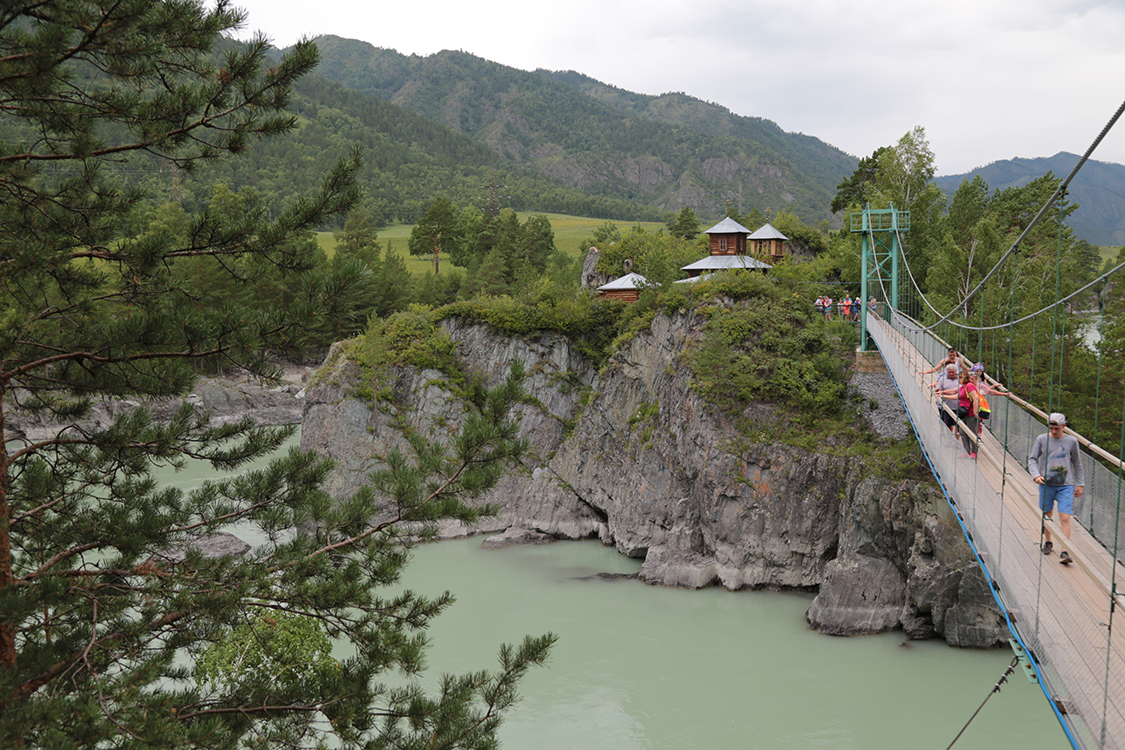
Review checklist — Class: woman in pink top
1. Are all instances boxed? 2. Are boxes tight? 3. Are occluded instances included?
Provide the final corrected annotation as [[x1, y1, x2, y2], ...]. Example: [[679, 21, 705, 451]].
[[969, 364, 1009, 436], [957, 370, 981, 458]]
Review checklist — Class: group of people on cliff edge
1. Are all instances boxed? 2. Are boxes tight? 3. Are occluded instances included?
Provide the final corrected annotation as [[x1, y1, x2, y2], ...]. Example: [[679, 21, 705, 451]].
[[813, 294, 862, 322]]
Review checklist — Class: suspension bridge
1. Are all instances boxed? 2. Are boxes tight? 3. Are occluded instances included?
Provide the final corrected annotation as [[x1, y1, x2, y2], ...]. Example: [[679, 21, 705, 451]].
[[849, 97, 1125, 747], [865, 306, 1125, 749]]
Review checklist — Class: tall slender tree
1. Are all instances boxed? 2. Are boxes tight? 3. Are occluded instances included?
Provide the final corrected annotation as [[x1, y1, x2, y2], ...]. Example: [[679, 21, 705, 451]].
[[665, 206, 701, 240], [0, 3, 551, 747], [408, 196, 460, 274]]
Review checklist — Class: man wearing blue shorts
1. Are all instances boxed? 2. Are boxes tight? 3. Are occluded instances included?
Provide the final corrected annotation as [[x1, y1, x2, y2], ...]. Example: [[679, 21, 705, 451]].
[[1028, 413, 1085, 565]]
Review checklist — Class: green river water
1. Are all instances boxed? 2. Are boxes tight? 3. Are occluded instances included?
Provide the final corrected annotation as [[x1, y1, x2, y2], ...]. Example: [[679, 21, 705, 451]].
[[157, 432, 1071, 750]]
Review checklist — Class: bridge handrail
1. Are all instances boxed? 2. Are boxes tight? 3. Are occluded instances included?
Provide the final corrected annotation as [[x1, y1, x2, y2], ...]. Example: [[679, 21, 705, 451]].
[[1003, 391, 1125, 475], [897, 305, 1125, 472]]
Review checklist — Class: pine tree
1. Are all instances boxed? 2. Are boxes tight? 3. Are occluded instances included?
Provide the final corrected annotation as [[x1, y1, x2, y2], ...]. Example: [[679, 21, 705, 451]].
[[408, 196, 460, 274], [335, 208, 384, 269], [665, 206, 701, 240], [0, 3, 552, 747]]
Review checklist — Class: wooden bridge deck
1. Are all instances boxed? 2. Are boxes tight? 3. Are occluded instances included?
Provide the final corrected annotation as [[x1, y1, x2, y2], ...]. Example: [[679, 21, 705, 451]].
[[870, 314, 1125, 750]]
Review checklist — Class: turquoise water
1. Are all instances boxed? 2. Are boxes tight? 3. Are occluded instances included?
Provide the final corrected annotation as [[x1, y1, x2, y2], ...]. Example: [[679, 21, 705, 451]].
[[399, 537, 1069, 750], [156, 431, 1070, 749]]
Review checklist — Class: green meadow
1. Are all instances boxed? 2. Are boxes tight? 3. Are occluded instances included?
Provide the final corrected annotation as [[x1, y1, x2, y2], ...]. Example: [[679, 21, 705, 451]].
[[317, 213, 667, 277]]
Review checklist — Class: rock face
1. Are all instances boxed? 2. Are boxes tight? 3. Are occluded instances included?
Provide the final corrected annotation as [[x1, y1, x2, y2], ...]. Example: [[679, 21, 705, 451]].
[[300, 312, 1007, 648], [5, 373, 309, 444], [804, 478, 1005, 645], [580, 246, 608, 292]]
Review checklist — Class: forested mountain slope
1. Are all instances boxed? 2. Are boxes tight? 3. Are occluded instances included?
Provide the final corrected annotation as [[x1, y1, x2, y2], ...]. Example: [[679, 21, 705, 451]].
[[541, 69, 855, 197], [186, 71, 662, 224], [935, 152, 1125, 246], [303, 36, 857, 224], [0, 35, 661, 226]]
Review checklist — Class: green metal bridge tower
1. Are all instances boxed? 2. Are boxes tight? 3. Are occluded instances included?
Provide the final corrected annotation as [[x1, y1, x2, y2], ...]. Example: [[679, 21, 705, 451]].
[[851, 203, 909, 351]]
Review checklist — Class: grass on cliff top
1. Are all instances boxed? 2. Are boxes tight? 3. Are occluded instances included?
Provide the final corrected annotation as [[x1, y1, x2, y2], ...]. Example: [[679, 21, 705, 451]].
[[355, 270, 855, 420]]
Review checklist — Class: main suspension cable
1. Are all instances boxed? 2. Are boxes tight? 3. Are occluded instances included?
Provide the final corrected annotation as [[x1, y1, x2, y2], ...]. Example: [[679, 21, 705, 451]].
[[945, 656, 1020, 750], [889, 95, 1125, 334]]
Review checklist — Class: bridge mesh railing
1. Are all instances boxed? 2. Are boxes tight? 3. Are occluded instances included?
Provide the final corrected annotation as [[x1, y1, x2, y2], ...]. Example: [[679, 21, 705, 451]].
[[868, 310, 1125, 750], [883, 308, 1125, 565]]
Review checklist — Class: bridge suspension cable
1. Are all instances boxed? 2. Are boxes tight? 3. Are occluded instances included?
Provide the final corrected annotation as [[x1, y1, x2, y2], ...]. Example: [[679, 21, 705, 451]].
[[918, 95, 1125, 331], [875, 95, 1125, 335]]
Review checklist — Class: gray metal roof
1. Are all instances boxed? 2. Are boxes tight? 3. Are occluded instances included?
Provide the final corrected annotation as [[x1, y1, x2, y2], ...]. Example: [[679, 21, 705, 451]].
[[681, 255, 772, 272], [703, 217, 752, 235], [596, 272, 649, 291], [747, 222, 788, 240]]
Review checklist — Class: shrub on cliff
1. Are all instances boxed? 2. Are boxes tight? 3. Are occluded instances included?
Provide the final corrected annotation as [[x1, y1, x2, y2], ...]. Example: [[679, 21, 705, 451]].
[[436, 281, 627, 363], [686, 273, 855, 418], [355, 306, 468, 402]]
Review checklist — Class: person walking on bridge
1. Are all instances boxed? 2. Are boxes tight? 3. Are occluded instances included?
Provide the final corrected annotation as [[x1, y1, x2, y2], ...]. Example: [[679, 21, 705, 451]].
[[932, 363, 962, 439], [956, 370, 980, 458], [921, 347, 967, 376], [969, 365, 1009, 437], [1029, 413, 1086, 565]]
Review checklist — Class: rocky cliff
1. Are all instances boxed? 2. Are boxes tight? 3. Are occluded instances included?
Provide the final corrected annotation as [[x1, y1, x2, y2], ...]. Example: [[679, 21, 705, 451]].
[[5, 370, 311, 444], [301, 311, 1006, 648]]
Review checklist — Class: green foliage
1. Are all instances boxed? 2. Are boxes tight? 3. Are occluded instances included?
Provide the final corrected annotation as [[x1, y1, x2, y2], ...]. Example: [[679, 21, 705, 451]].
[[359, 308, 464, 393], [831, 146, 890, 213], [460, 209, 558, 296], [595, 225, 702, 285], [863, 431, 933, 483], [628, 401, 660, 445], [577, 220, 623, 254], [195, 610, 341, 699], [686, 277, 853, 417], [934, 153, 1125, 247], [872, 127, 948, 283], [772, 210, 830, 255], [665, 206, 701, 240], [309, 42, 855, 226], [0, 6, 552, 748], [414, 265, 465, 306], [409, 196, 460, 274], [437, 281, 626, 365], [334, 207, 383, 267]]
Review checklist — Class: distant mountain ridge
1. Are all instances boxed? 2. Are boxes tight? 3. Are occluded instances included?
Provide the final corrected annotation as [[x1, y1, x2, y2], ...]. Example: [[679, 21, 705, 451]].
[[265, 36, 1125, 245], [303, 36, 857, 224], [935, 153, 1125, 246]]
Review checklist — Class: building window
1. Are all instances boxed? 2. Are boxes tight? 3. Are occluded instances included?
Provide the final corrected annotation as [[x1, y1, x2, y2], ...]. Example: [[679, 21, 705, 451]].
[[718, 238, 727, 251]]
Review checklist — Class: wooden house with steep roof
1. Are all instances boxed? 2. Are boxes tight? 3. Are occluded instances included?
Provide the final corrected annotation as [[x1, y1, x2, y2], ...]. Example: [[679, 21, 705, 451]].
[[748, 222, 788, 264], [681, 218, 774, 279], [704, 216, 751, 256], [596, 272, 648, 303]]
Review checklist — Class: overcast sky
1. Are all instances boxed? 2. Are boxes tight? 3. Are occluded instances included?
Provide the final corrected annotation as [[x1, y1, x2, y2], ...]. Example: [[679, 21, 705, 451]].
[[225, 0, 1125, 177]]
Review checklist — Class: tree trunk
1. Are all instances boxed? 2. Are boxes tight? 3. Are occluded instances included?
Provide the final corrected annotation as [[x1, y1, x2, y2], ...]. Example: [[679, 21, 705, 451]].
[[0, 393, 15, 670]]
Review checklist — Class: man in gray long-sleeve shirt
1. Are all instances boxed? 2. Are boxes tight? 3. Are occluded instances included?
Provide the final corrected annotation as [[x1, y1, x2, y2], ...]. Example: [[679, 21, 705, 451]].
[[1028, 412, 1086, 565]]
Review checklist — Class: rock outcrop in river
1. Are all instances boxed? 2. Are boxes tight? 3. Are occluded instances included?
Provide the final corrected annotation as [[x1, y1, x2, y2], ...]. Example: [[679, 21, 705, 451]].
[[6, 369, 310, 444], [301, 312, 1006, 648]]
